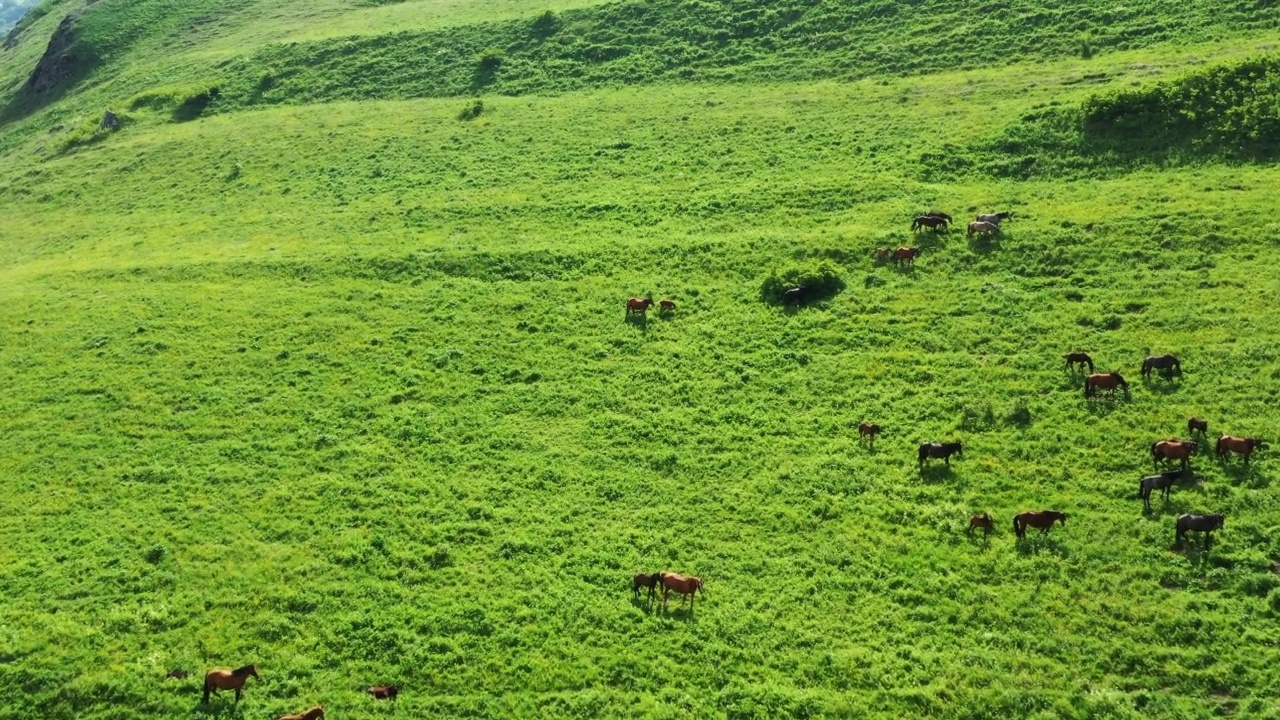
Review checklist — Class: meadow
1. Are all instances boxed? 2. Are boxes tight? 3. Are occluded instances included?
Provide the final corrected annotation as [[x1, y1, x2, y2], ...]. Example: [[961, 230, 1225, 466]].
[[3, 0, 1280, 718]]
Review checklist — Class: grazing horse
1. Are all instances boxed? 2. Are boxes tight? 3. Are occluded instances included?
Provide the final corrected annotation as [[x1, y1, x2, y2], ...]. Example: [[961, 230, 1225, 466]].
[[1176, 513, 1224, 550], [1141, 354, 1181, 379], [858, 422, 881, 444], [1013, 511, 1067, 539], [625, 297, 653, 317], [894, 246, 921, 266], [918, 441, 963, 466], [967, 512, 994, 537], [874, 247, 891, 262], [1084, 371, 1129, 398], [658, 299, 676, 314], [1064, 352, 1094, 373], [165, 669, 188, 680], [967, 221, 999, 237], [912, 215, 949, 232], [925, 211, 953, 222], [976, 212, 1013, 225], [1216, 435, 1268, 463], [1152, 439, 1197, 471], [632, 572, 661, 600], [658, 572, 704, 609], [202, 665, 258, 705], [1188, 417, 1209, 437], [277, 707, 325, 720], [1138, 470, 1181, 512], [782, 286, 806, 305], [368, 685, 399, 700]]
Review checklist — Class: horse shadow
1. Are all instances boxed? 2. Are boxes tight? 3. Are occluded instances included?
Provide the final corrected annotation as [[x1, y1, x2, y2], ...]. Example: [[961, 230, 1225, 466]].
[[917, 464, 954, 482], [1220, 461, 1268, 488], [624, 314, 649, 331], [1083, 396, 1128, 416], [191, 702, 246, 719], [1014, 534, 1069, 557], [1141, 377, 1181, 394], [966, 234, 1002, 254], [630, 594, 658, 614], [659, 603, 696, 621]]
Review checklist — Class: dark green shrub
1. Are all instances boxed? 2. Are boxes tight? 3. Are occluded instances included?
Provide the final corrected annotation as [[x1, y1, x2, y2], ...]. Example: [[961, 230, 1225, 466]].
[[458, 99, 484, 120], [531, 10, 560, 37], [759, 261, 845, 304], [173, 86, 220, 121]]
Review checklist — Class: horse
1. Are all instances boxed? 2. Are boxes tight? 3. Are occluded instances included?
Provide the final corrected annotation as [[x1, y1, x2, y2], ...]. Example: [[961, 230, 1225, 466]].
[[368, 685, 399, 700], [925, 211, 953, 222], [912, 215, 949, 232], [658, 572, 704, 609], [1152, 439, 1197, 471], [858, 422, 881, 444], [894, 246, 921, 266], [1216, 435, 1268, 463], [658, 299, 676, 314], [1138, 470, 1181, 512], [874, 247, 891, 263], [632, 572, 661, 600], [1064, 352, 1094, 373], [202, 665, 258, 704], [782, 286, 806, 305], [976, 212, 1013, 225], [967, 221, 999, 237], [625, 297, 653, 317], [1141, 354, 1181, 379], [967, 512, 994, 537], [1013, 511, 1067, 539], [1188, 417, 1209, 437], [1176, 513, 1223, 550], [277, 707, 324, 720], [918, 441, 963, 466], [165, 669, 188, 680], [1084, 371, 1128, 399]]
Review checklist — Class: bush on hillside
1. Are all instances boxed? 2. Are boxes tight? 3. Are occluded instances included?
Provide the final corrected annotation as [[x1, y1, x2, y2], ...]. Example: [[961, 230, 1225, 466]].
[[173, 85, 221, 121], [759, 262, 845, 304], [458, 99, 484, 120]]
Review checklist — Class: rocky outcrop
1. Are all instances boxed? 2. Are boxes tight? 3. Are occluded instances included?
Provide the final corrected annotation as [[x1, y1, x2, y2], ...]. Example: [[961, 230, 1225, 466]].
[[23, 15, 78, 96]]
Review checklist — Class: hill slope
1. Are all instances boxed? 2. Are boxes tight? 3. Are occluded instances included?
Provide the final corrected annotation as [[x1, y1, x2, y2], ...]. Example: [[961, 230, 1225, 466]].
[[2, 1, 1280, 719]]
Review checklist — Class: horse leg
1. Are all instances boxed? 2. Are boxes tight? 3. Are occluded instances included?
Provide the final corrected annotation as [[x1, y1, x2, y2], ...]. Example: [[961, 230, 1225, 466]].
[[235, 687, 242, 704], [202, 682, 211, 705]]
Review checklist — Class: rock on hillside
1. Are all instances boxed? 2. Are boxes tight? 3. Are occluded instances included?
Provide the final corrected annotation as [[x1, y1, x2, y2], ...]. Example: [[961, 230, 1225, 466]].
[[23, 14, 78, 96]]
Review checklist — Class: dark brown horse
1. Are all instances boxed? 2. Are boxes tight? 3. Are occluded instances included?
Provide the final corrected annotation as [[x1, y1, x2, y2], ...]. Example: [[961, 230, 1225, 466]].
[[918, 441, 963, 466], [202, 665, 258, 704], [1064, 352, 1094, 373], [1084, 371, 1129, 399], [165, 669, 188, 680], [912, 215, 949, 232], [277, 707, 325, 720], [1176, 513, 1223, 550], [894, 246, 921, 266], [632, 572, 661, 600], [625, 297, 654, 317], [1013, 511, 1067, 539], [1216, 435, 1268, 463], [858, 422, 881, 444], [1141, 354, 1181, 379], [658, 572, 705, 609], [967, 221, 999, 237], [925, 211, 953, 222], [368, 685, 399, 700], [1138, 470, 1181, 512], [1188, 417, 1209, 437], [967, 512, 994, 537], [1152, 439, 1197, 471], [658, 299, 676, 314]]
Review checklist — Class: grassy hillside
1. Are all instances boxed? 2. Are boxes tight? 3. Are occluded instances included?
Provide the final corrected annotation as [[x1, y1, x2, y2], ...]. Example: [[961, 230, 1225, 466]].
[[2, 1, 1280, 719]]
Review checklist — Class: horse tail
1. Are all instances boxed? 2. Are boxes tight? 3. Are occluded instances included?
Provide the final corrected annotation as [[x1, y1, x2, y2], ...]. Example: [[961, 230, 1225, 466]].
[[1012, 515, 1020, 536], [1138, 479, 1145, 499], [202, 677, 211, 704]]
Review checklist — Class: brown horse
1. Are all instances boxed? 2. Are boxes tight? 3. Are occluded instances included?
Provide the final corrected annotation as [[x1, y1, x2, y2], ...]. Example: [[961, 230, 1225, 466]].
[[1084, 371, 1128, 399], [202, 665, 258, 704], [1216, 435, 1268, 463], [967, 221, 999, 237], [277, 707, 325, 720], [1176, 513, 1224, 550], [858, 422, 881, 444], [1188, 417, 1209, 437], [1063, 352, 1094, 373], [874, 247, 891, 263], [625, 297, 654, 317], [894, 246, 921, 266], [912, 215, 949, 232], [658, 572, 704, 609], [658, 299, 676, 314], [165, 669, 188, 680], [967, 512, 994, 537], [1013, 511, 1067, 539], [368, 685, 399, 700], [1152, 439, 1197, 471], [632, 572, 661, 600]]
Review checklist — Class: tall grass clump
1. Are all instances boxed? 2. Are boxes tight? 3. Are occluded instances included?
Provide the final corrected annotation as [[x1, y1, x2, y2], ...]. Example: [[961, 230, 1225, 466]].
[[760, 262, 845, 303]]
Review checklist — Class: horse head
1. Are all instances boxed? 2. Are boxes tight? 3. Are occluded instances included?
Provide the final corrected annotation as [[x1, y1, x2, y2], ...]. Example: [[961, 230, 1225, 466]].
[[245, 665, 260, 679], [1058, 512, 1068, 525]]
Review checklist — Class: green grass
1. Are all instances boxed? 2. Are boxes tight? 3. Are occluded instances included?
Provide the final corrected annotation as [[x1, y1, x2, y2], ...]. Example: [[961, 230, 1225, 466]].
[[3, 1, 1280, 718]]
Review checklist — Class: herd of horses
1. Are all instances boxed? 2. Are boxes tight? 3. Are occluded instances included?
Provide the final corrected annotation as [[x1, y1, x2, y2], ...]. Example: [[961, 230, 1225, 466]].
[[191, 663, 397, 716], [874, 210, 1012, 269], [1069, 351, 1183, 399]]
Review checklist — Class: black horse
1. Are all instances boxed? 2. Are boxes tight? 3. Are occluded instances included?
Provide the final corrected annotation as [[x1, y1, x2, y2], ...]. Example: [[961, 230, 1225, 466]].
[[1064, 352, 1094, 373], [1176, 513, 1223, 550], [1138, 470, 1181, 512], [782, 287, 806, 305], [918, 441, 963, 466], [1142, 354, 1181, 379]]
